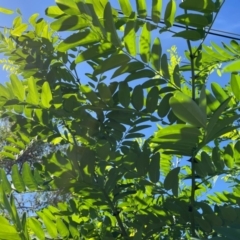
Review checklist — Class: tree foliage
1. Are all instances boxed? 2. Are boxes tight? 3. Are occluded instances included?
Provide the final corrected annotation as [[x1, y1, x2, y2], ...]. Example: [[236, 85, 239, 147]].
[[0, 0, 240, 239]]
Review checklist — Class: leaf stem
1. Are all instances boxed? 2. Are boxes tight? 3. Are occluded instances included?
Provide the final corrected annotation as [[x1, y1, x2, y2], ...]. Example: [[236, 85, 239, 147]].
[[102, 188, 128, 238]]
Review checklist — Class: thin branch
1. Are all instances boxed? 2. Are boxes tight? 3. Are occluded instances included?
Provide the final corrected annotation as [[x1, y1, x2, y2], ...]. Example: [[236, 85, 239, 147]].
[[102, 188, 128, 238]]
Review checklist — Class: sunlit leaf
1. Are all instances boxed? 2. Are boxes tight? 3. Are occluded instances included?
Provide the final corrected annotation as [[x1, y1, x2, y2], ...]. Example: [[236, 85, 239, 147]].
[[175, 13, 209, 28], [10, 74, 25, 101], [55, 0, 80, 15]]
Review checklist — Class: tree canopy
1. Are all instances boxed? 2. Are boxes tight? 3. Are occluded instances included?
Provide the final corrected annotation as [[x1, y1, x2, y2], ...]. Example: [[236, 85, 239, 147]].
[[0, 0, 240, 239]]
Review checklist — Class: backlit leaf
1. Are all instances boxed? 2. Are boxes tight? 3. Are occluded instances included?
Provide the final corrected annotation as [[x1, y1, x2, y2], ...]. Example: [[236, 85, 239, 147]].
[[57, 30, 101, 52], [170, 91, 207, 128], [10, 74, 25, 101], [27, 77, 39, 105], [151, 37, 161, 71], [230, 73, 240, 100], [75, 43, 115, 64], [55, 0, 80, 15], [22, 163, 38, 191], [164, 0, 176, 28], [151, 0, 162, 23], [124, 21, 137, 56], [104, 2, 121, 47], [28, 218, 45, 240], [118, 0, 132, 16], [94, 54, 130, 75], [41, 82, 52, 109], [50, 15, 89, 31], [136, 0, 147, 18], [11, 165, 25, 192], [0, 7, 14, 14], [140, 22, 151, 63]]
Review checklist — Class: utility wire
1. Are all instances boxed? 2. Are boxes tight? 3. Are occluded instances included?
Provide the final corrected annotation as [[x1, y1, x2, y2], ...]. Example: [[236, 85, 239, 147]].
[[116, 10, 240, 41]]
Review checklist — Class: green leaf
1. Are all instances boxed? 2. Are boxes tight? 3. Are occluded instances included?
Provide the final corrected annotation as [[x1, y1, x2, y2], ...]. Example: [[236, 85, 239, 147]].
[[28, 218, 45, 240], [140, 22, 151, 63], [94, 54, 130, 75], [10, 74, 25, 101], [11, 23, 28, 37], [37, 211, 58, 238], [22, 163, 38, 191], [124, 21, 137, 56], [211, 82, 229, 103], [206, 89, 220, 111], [169, 91, 207, 128], [0, 7, 14, 14], [57, 30, 101, 52], [75, 43, 115, 64], [131, 85, 144, 111], [0, 169, 11, 194], [199, 85, 207, 117], [212, 147, 224, 172], [151, 125, 201, 156], [98, 83, 114, 106], [146, 87, 159, 113], [214, 226, 240, 239], [224, 144, 234, 168], [152, 0, 162, 23], [56, 218, 69, 238], [118, 82, 130, 107], [161, 54, 170, 79], [27, 77, 39, 105], [164, 167, 180, 197], [118, 0, 132, 16], [80, 85, 100, 105], [11, 165, 25, 192], [41, 81, 52, 108], [179, 0, 216, 13], [173, 30, 202, 41], [50, 15, 89, 31], [157, 93, 172, 118], [230, 73, 240, 100], [164, 0, 176, 28], [173, 65, 181, 88], [125, 69, 155, 82], [175, 13, 209, 28], [136, 0, 147, 18], [234, 141, 240, 166], [104, 2, 120, 47], [45, 6, 64, 18], [151, 37, 162, 71], [149, 152, 160, 183], [55, 0, 80, 15]]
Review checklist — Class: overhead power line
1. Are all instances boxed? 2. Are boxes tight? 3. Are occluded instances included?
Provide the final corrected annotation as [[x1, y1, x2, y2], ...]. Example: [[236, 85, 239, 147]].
[[116, 10, 240, 41]]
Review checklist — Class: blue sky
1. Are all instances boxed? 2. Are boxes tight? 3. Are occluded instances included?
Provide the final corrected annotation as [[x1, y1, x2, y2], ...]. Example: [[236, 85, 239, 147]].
[[0, 0, 240, 197]]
